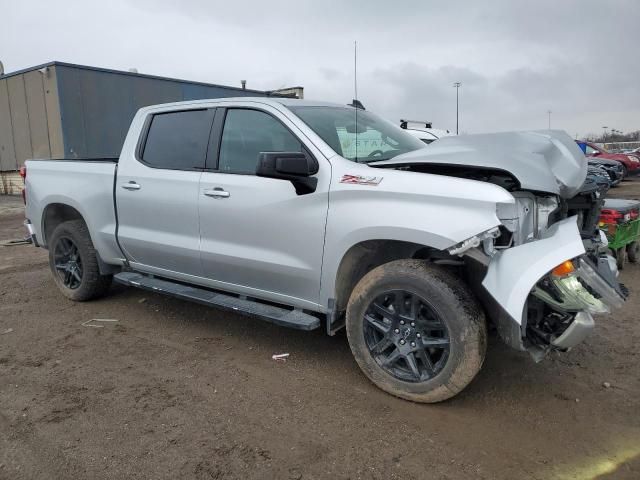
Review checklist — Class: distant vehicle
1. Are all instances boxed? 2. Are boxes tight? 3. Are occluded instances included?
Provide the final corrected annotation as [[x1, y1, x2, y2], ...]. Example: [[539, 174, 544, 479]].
[[399, 119, 454, 144], [587, 157, 624, 187], [576, 140, 640, 177], [587, 164, 612, 189], [22, 98, 625, 402]]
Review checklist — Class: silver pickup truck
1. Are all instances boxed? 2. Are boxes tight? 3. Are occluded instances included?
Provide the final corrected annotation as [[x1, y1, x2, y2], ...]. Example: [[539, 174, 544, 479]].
[[24, 98, 626, 402]]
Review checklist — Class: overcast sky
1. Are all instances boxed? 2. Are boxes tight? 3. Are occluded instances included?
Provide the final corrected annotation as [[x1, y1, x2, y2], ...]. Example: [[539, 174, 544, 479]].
[[2, 0, 638, 137]]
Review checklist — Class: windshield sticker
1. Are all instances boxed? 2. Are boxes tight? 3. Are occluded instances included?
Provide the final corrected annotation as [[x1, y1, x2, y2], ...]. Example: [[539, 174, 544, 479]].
[[340, 174, 383, 186]]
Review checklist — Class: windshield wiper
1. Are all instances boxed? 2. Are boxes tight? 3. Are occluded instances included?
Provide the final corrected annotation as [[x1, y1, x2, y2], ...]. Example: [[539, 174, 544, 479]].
[[359, 157, 391, 164]]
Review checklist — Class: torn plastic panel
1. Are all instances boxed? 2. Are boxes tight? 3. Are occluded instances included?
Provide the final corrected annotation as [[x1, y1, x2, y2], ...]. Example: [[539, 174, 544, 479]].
[[480, 216, 624, 357], [482, 216, 587, 325]]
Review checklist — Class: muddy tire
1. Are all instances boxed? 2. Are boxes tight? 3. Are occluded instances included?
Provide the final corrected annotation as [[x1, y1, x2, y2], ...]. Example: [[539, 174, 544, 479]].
[[615, 247, 626, 270], [627, 241, 639, 264], [48, 220, 112, 301], [345, 259, 487, 403]]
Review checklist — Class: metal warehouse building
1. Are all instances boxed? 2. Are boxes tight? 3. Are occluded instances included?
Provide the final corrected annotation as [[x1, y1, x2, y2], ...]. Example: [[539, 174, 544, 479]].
[[0, 61, 302, 193]]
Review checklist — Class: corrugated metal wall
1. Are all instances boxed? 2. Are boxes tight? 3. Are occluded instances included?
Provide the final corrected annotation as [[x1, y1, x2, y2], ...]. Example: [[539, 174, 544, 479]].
[[55, 64, 265, 159], [0, 62, 274, 170], [0, 67, 64, 171]]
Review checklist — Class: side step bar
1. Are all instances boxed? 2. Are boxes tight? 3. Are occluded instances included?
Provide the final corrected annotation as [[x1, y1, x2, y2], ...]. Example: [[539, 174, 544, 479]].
[[114, 272, 320, 331]]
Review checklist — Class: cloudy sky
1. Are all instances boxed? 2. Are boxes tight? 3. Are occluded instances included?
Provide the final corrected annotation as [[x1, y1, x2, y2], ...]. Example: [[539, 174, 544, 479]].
[[2, 0, 638, 137]]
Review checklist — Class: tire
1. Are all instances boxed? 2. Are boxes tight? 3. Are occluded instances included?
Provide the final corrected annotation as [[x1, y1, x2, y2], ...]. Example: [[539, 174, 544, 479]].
[[627, 241, 639, 264], [615, 247, 626, 270], [345, 259, 487, 403], [48, 219, 112, 301], [621, 165, 628, 179]]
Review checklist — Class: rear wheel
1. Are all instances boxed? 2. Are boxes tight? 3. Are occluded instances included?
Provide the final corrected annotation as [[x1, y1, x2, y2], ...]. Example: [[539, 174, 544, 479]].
[[627, 241, 639, 263], [345, 259, 487, 403], [48, 220, 112, 301]]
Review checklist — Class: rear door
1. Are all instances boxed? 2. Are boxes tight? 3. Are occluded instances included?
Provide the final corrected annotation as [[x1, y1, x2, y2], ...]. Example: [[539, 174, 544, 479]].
[[116, 108, 215, 276], [198, 106, 330, 309]]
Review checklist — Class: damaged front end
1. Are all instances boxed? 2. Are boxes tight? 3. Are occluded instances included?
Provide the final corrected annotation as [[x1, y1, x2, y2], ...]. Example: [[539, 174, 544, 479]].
[[456, 203, 626, 361], [529, 258, 623, 350], [375, 129, 626, 359]]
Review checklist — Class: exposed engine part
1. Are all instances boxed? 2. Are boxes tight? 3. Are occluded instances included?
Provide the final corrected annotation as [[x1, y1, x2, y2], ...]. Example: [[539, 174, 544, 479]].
[[497, 192, 560, 245]]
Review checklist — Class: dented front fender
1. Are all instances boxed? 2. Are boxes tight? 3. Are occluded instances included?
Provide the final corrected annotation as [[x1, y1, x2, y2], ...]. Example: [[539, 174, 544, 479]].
[[482, 216, 586, 325]]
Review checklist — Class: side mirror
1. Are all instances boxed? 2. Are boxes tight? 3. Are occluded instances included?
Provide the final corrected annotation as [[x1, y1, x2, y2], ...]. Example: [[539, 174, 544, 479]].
[[256, 151, 319, 195]]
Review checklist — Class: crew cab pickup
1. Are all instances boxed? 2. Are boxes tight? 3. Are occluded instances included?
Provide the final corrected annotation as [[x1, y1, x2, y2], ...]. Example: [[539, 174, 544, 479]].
[[24, 98, 626, 402]]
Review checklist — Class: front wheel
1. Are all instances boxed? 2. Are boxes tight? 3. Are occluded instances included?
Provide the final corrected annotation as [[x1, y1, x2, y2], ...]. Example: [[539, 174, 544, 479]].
[[345, 260, 487, 403], [48, 220, 113, 301]]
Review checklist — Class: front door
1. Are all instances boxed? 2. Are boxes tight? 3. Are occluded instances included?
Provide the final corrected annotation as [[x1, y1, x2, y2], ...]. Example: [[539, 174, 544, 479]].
[[116, 108, 214, 277], [198, 107, 330, 309]]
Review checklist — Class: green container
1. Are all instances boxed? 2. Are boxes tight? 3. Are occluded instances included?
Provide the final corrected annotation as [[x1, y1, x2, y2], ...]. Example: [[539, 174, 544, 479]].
[[604, 219, 640, 250]]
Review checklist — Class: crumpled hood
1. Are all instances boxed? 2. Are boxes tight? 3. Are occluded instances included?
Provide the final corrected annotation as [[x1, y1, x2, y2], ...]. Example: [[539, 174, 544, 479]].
[[372, 130, 587, 198]]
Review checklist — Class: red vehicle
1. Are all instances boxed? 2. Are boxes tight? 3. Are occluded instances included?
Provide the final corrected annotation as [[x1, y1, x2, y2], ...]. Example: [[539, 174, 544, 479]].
[[576, 141, 640, 177]]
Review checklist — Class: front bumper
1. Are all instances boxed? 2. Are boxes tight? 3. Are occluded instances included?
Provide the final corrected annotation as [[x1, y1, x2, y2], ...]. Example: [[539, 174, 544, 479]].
[[551, 312, 594, 349]]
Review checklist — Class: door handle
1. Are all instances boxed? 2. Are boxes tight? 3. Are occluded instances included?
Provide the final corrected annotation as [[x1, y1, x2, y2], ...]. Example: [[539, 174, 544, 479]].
[[203, 188, 230, 198], [121, 181, 141, 191]]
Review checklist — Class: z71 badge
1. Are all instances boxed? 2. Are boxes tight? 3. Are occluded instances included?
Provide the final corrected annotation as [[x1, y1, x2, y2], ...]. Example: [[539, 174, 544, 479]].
[[340, 174, 383, 186]]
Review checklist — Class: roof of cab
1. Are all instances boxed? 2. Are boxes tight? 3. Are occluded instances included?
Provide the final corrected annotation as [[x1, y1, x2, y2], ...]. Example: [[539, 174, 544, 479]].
[[138, 97, 356, 112], [272, 98, 351, 108]]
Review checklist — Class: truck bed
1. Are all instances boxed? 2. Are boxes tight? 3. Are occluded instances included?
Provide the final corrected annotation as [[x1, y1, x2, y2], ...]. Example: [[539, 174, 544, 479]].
[[24, 158, 123, 264]]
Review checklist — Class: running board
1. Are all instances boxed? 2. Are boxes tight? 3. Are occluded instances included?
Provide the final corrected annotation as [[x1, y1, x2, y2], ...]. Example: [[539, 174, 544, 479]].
[[113, 272, 320, 331]]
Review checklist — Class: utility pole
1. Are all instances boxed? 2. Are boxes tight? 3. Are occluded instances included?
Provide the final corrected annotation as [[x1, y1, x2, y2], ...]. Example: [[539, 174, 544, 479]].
[[547, 110, 552, 129], [453, 82, 461, 134]]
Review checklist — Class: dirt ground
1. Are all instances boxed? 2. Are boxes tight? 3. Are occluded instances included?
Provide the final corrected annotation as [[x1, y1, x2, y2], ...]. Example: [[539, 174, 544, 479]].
[[1, 180, 639, 480]]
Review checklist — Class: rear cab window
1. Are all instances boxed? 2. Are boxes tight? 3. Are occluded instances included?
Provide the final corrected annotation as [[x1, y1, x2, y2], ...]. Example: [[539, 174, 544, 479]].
[[141, 109, 215, 170]]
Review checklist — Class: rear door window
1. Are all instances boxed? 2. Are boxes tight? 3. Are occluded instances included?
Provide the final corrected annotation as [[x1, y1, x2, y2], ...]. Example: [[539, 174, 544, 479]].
[[142, 109, 215, 170]]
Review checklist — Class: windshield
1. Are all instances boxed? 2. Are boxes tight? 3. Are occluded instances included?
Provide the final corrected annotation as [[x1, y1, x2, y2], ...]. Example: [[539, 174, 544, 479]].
[[289, 106, 426, 163]]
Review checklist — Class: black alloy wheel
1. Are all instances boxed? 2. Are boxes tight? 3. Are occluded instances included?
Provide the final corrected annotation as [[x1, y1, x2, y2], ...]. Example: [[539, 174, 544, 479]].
[[53, 236, 83, 289], [363, 290, 450, 383]]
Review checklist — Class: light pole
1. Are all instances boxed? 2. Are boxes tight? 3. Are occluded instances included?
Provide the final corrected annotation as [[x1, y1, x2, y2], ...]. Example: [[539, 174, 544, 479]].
[[602, 126, 608, 141], [547, 110, 552, 129], [453, 82, 461, 134]]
